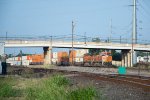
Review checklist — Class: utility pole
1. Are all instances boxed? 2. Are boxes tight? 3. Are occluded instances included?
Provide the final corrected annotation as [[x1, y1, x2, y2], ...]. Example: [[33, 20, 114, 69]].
[[133, 0, 137, 44], [131, 0, 137, 67], [120, 36, 122, 43], [108, 37, 109, 43], [132, 0, 140, 75], [110, 19, 112, 42], [50, 36, 52, 47], [72, 21, 75, 66], [84, 32, 86, 44], [6, 32, 7, 40], [50, 36, 52, 64], [20, 50, 22, 66]]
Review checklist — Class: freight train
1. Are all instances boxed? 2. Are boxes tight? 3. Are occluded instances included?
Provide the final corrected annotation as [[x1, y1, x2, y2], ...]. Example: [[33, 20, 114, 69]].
[[55, 50, 112, 67], [6, 49, 112, 67], [82, 52, 112, 66]]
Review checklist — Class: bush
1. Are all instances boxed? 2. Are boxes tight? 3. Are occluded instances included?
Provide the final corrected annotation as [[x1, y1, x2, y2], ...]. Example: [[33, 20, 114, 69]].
[[68, 87, 97, 100]]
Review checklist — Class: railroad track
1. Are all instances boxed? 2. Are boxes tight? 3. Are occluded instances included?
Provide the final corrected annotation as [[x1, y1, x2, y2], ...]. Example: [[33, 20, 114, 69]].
[[76, 72, 150, 92], [37, 68, 150, 91]]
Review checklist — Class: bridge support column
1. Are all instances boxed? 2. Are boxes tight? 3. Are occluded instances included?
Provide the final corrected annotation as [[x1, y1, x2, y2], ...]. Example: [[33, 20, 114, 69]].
[[127, 50, 131, 67], [125, 52, 128, 67], [132, 51, 137, 66], [43, 47, 52, 65], [130, 50, 137, 67], [121, 50, 129, 67], [121, 51, 125, 67]]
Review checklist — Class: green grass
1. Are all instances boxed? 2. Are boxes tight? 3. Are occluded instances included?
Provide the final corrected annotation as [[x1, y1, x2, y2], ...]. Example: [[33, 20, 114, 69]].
[[0, 77, 22, 97], [0, 75, 101, 100], [68, 87, 97, 100], [26, 75, 70, 100], [50, 75, 69, 86], [26, 75, 99, 100]]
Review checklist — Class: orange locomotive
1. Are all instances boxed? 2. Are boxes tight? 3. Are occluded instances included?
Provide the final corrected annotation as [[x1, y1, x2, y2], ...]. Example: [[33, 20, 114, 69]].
[[83, 52, 112, 66], [57, 52, 69, 66], [30, 54, 44, 65]]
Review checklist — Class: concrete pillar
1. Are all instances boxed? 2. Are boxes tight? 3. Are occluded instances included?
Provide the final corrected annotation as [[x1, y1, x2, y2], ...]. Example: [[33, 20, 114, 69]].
[[122, 50, 129, 67], [130, 50, 137, 67], [43, 47, 52, 65], [121, 51, 125, 67], [127, 50, 131, 67], [133, 51, 137, 65], [125, 52, 128, 67]]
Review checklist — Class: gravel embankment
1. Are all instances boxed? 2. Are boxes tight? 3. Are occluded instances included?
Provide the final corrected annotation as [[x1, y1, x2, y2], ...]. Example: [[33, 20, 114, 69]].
[[67, 74, 150, 100]]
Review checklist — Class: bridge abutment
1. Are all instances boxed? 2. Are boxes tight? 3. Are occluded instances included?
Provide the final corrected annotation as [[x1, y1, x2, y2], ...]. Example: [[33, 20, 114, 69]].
[[43, 47, 52, 65], [127, 50, 131, 67]]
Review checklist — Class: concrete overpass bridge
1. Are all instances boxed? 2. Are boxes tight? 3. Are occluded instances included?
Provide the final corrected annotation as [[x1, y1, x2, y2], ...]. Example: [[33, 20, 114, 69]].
[[4, 40, 150, 51], [2, 40, 150, 67]]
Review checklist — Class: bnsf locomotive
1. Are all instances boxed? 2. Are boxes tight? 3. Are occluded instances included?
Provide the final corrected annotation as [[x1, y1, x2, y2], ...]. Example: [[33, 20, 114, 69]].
[[55, 50, 112, 67], [83, 52, 112, 66]]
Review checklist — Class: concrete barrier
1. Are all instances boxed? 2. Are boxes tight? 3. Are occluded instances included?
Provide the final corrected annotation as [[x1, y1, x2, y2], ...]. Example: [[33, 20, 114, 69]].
[[112, 61, 122, 66]]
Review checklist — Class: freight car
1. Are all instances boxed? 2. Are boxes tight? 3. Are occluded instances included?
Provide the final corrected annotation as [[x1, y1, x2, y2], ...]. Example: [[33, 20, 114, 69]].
[[68, 50, 112, 67], [51, 50, 112, 67], [30, 54, 44, 65], [57, 52, 69, 66], [69, 49, 88, 66], [83, 52, 112, 67]]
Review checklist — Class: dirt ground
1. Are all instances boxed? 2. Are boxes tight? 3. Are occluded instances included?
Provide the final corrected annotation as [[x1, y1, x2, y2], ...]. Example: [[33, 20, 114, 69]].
[[5, 66, 150, 100]]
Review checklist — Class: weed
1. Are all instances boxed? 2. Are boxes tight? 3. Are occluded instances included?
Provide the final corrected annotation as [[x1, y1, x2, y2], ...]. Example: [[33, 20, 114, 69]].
[[0, 75, 102, 100], [68, 87, 97, 100], [50, 75, 70, 86], [26, 75, 99, 100], [26, 75, 69, 100]]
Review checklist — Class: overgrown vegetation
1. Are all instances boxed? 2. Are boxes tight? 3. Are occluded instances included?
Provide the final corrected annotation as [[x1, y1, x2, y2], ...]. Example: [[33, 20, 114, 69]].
[[68, 87, 97, 100], [26, 75, 98, 100], [0, 77, 22, 98], [0, 75, 100, 100]]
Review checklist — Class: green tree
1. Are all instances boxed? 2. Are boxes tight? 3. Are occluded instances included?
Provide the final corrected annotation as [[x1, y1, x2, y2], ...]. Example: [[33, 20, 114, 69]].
[[136, 51, 150, 57], [112, 52, 122, 61], [92, 37, 101, 43], [8, 54, 13, 58], [89, 49, 105, 55], [89, 37, 103, 55]]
